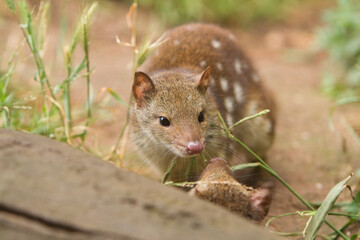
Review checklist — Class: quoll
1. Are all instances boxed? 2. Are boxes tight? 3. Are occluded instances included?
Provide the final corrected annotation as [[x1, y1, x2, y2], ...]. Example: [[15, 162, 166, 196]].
[[129, 23, 275, 183]]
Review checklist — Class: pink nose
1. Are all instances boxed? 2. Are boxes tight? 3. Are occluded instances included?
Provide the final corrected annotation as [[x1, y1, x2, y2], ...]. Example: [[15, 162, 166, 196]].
[[186, 141, 203, 155]]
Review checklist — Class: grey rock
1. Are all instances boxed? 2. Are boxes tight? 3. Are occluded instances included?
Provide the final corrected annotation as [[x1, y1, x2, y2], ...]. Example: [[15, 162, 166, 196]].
[[0, 129, 280, 240]]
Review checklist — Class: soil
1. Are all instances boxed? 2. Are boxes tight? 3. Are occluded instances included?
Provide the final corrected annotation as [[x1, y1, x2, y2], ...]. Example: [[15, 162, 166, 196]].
[[1, 0, 359, 238]]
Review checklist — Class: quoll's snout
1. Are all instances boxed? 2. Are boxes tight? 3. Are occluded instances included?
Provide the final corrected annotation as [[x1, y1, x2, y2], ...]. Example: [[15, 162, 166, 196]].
[[186, 140, 203, 155]]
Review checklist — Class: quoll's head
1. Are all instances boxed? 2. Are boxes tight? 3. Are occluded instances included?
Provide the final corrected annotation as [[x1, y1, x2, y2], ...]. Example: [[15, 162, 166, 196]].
[[132, 67, 213, 158]]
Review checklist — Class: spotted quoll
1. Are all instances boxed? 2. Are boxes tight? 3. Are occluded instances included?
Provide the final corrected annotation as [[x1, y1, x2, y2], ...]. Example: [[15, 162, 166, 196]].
[[130, 23, 275, 183]]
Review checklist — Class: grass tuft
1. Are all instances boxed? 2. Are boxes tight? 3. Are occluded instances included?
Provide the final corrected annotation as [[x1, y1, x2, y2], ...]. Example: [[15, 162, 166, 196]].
[[4, 0, 98, 144]]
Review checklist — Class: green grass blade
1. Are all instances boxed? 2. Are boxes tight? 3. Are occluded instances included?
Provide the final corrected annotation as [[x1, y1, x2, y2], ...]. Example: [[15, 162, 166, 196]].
[[136, 32, 166, 67], [334, 96, 360, 107], [69, 2, 98, 57], [342, 117, 360, 146], [6, 0, 16, 13], [105, 88, 128, 107], [329, 96, 360, 130], [229, 109, 270, 129], [265, 211, 314, 229], [341, 190, 360, 216], [88, 81, 94, 112], [137, 37, 151, 67], [164, 181, 197, 187], [162, 158, 177, 183], [185, 157, 196, 180], [0, 107, 10, 127], [36, 1, 50, 55], [69, 57, 86, 82], [17, 0, 30, 26], [230, 162, 261, 172], [305, 174, 353, 240], [350, 234, 359, 240], [82, 14, 92, 126], [200, 153, 208, 164]]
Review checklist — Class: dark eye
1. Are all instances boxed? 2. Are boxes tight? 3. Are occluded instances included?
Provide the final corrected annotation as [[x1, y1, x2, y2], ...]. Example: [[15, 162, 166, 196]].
[[159, 116, 170, 127], [198, 111, 205, 123]]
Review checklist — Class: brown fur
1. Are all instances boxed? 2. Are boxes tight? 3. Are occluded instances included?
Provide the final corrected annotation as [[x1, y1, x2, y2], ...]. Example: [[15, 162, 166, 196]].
[[130, 23, 275, 182]]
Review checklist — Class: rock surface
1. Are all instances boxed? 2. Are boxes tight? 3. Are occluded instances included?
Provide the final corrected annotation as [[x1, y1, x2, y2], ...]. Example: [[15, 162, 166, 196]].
[[0, 129, 280, 240]]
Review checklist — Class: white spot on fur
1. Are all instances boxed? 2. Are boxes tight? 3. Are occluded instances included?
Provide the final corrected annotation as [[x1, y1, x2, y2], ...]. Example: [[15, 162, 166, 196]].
[[228, 33, 236, 40], [173, 39, 180, 46], [315, 183, 323, 190], [216, 62, 223, 71], [264, 119, 272, 134], [234, 58, 242, 74], [210, 76, 215, 85], [211, 39, 221, 49], [220, 77, 229, 91], [252, 74, 259, 82], [186, 25, 195, 31], [224, 97, 234, 113], [226, 113, 234, 126], [200, 60, 207, 68], [248, 101, 258, 116], [234, 83, 244, 103]]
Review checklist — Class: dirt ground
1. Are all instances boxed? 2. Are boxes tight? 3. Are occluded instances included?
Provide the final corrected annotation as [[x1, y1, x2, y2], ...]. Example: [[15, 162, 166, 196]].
[[1, 1, 359, 238]]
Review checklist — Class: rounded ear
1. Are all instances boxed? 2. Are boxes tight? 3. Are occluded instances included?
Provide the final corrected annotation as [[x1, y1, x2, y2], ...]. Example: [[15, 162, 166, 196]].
[[133, 71, 155, 107], [195, 66, 211, 93]]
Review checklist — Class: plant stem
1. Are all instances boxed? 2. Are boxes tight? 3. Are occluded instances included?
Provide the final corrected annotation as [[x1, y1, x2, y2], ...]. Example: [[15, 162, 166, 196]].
[[185, 157, 196, 180], [162, 158, 177, 183], [331, 218, 356, 240], [64, 83, 72, 130], [328, 212, 359, 218], [111, 0, 139, 165], [229, 109, 270, 129], [83, 17, 92, 126], [19, 10, 67, 138]]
